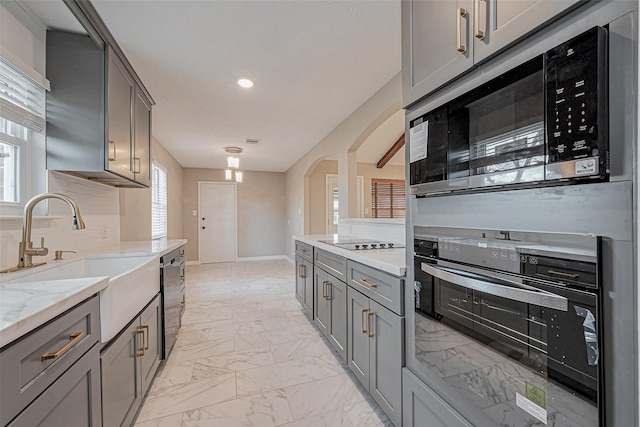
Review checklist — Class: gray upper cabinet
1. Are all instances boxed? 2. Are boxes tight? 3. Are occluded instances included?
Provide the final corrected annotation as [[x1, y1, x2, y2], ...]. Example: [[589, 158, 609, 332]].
[[402, 0, 474, 108], [46, 31, 153, 188], [401, 0, 584, 107], [134, 89, 152, 186], [107, 49, 135, 181]]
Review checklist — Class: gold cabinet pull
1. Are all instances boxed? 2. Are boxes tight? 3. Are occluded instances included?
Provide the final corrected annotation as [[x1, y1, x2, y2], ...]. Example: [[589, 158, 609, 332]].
[[136, 328, 145, 357], [298, 264, 306, 278], [474, 0, 486, 39], [359, 278, 378, 288], [367, 312, 374, 338], [547, 269, 580, 279], [325, 281, 331, 300], [41, 332, 84, 361], [322, 280, 331, 300], [142, 324, 150, 350], [456, 8, 468, 53], [361, 308, 368, 334]]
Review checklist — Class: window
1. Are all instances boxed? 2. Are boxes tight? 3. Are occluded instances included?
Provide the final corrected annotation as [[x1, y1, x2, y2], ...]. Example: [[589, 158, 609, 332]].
[[371, 179, 406, 219], [151, 161, 167, 239], [0, 57, 46, 209]]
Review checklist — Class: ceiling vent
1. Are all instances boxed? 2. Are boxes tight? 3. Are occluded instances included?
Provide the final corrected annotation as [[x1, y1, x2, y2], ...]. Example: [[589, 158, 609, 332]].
[[245, 138, 260, 144]]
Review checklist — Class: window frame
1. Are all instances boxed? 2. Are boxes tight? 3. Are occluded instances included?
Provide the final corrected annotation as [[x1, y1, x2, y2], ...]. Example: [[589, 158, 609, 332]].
[[151, 160, 168, 240], [371, 178, 406, 219]]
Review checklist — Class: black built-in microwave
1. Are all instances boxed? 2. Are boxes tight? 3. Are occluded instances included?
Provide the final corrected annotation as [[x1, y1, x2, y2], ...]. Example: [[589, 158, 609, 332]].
[[409, 26, 608, 196]]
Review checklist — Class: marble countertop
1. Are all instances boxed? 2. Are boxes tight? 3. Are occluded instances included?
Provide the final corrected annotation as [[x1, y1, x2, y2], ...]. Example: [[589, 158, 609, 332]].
[[0, 239, 187, 348], [294, 234, 406, 276]]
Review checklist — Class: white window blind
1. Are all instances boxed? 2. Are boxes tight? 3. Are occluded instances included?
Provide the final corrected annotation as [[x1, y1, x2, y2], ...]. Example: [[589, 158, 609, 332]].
[[371, 179, 406, 219], [151, 162, 167, 239], [0, 58, 46, 132]]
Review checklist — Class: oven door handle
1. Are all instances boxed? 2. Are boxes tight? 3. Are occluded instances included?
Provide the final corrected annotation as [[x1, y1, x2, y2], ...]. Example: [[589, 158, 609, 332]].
[[421, 263, 568, 311]]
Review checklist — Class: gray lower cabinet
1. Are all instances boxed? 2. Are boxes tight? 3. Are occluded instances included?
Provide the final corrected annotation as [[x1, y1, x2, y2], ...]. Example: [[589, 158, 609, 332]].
[[402, 368, 472, 427], [8, 345, 101, 427], [295, 255, 313, 316], [313, 267, 347, 361], [1, 296, 101, 427], [347, 287, 403, 427], [101, 294, 161, 427]]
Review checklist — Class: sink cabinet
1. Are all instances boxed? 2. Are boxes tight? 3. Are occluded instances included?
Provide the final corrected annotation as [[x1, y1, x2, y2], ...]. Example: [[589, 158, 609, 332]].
[[46, 30, 152, 188], [0, 296, 101, 427], [101, 294, 161, 427]]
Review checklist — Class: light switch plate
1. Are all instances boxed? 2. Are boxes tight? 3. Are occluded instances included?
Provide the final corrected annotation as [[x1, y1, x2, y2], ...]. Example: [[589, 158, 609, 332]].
[[192, 210, 197, 216]]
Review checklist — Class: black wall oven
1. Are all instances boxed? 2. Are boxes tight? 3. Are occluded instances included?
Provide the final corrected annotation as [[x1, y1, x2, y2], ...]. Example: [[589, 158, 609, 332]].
[[413, 227, 602, 426], [409, 26, 608, 196]]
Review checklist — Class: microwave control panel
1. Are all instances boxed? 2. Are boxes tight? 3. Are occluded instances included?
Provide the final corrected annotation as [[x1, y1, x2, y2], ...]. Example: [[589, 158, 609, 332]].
[[545, 26, 608, 175]]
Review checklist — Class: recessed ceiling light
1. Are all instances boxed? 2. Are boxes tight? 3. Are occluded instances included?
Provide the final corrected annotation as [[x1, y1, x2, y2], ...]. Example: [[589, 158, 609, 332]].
[[237, 77, 255, 88]]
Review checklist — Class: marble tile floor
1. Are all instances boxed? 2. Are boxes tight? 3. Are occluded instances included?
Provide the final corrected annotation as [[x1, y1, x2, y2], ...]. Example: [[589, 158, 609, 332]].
[[134, 260, 393, 427]]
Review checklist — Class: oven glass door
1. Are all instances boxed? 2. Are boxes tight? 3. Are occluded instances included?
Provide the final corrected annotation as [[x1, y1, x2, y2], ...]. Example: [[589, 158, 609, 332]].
[[415, 262, 599, 426]]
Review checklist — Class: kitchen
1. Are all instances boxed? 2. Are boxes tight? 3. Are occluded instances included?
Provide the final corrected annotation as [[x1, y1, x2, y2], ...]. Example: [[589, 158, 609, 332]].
[[0, 0, 638, 427]]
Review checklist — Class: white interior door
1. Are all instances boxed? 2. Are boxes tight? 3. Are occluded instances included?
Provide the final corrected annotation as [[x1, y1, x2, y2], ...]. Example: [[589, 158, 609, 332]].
[[326, 174, 364, 234], [198, 182, 236, 263]]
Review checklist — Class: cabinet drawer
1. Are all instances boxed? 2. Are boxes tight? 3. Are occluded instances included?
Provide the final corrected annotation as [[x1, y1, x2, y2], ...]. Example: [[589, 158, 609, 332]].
[[315, 248, 347, 281], [295, 241, 313, 262], [347, 260, 404, 315], [0, 295, 100, 426]]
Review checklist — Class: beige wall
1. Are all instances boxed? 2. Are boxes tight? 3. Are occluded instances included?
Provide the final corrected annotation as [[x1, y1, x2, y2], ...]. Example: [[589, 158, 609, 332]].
[[308, 160, 338, 234], [182, 169, 286, 262], [285, 73, 402, 260], [308, 160, 405, 234], [357, 162, 405, 218], [119, 137, 184, 241]]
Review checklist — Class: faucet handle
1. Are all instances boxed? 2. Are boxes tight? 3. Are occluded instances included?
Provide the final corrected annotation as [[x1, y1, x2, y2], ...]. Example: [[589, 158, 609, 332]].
[[54, 250, 76, 261], [40, 237, 45, 248]]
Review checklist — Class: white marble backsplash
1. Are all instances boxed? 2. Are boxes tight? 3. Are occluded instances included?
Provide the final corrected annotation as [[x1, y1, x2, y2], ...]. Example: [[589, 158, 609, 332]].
[[0, 172, 121, 270], [337, 218, 405, 244]]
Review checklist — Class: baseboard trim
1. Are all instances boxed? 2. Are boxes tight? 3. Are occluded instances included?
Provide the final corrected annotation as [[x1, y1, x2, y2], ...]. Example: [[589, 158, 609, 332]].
[[185, 261, 201, 266], [236, 255, 289, 262]]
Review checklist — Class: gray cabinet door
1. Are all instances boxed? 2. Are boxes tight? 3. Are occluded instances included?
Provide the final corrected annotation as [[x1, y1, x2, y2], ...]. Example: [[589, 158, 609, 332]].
[[328, 277, 347, 362], [402, 0, 474, 107], [473, 0, 583, 63], [347, 287, 370, 389], [140, 295, 161, 394], [8, 345, 101, 427], [133, 88, 152, 186], [402, 368, 472, 427], [369, 300, 404, 427], [295, 255, 304, 305], [101, 319, 141, 427], [314, 267, 330, 336], [107, 48, 134, 180], [302, 258, 314, 316]]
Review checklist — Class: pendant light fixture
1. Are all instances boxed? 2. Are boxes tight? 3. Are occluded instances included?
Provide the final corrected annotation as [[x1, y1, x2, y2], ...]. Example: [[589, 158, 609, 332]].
[[224, 146, 244, 183]]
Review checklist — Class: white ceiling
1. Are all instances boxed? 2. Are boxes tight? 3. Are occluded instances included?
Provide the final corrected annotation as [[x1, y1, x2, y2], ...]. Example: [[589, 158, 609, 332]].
[[80, 0, 403, 173]]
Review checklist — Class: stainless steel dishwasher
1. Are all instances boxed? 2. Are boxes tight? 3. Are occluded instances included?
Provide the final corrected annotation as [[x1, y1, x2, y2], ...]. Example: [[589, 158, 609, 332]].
[[160, 247, 185, 359]]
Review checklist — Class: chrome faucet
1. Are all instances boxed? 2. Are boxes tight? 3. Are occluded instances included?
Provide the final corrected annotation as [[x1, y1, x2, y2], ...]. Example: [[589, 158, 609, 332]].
[[3, 193, 86, 272]]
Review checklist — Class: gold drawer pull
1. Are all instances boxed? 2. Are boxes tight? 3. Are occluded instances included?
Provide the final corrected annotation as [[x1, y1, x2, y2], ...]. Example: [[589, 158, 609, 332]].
[[142, 324, 150, 350], [361, 308, 368, 334], [456, 8, 468, 53], [367, 312, 374, 338], [548, 269, 579, 279], [41, 332, 84, 361], [136, 328, 145, 356], [359, 278, 378, 288]]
